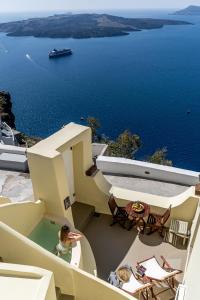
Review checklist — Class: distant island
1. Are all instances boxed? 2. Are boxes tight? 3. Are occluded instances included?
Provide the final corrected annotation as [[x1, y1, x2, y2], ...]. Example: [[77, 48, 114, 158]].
[[0, 13, 191, 39], [173, 5, 200, 15]]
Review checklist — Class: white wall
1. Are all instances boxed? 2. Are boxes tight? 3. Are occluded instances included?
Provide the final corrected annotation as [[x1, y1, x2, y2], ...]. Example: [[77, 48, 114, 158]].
[[92, 143, 108, 158], [0, 200, 45, 236], [0, 222, 133, 300], [0, 144, 27, 172], [62, 148, 75, 204], [184, 218, 200, 300], [97, 156, 200, 186], [0, 263, 57, 300], [0, 144, 26, 155]]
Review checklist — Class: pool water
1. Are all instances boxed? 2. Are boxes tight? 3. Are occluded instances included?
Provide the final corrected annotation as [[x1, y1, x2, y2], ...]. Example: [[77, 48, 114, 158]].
[[28, 218, 72, 263]]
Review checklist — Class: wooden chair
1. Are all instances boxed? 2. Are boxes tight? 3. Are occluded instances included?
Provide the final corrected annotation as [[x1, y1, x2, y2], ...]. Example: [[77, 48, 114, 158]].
[[137, 256, 182, 297], [108, 194, 128, 228], [147, 205, 171, 235]]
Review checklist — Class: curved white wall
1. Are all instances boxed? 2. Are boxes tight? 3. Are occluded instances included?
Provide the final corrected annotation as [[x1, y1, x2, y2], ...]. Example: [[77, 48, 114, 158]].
[[97, 156, 200, 186], [110, 185, 196, 209]]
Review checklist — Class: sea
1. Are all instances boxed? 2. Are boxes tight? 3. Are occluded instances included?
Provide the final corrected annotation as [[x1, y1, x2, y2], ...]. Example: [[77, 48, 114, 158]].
[[0, 9, 200, 170]]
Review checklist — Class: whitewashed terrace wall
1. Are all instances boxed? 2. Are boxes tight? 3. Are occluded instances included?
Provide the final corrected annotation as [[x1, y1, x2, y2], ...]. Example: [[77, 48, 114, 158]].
[[97, 156, 200, 186], [0, 144, 27, 155]]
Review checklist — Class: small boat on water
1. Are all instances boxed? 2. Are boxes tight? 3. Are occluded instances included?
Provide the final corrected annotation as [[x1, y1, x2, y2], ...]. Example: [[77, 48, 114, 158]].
[[49, 48, 72, 58]]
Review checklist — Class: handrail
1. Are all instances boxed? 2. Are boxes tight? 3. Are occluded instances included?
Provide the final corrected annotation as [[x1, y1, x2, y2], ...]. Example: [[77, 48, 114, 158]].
[[2, 122, 15, 142]]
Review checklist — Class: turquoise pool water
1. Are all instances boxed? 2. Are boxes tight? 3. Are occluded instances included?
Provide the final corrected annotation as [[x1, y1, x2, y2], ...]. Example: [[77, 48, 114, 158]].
[[28, 218, 72, 263]]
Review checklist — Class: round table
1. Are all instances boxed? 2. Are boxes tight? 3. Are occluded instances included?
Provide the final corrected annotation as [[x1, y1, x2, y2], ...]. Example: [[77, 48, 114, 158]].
[[125, 201, 150, 233]]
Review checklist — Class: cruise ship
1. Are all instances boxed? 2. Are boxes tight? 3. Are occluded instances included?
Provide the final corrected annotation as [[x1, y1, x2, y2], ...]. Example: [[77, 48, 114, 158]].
[[49, 48, 72, 58]]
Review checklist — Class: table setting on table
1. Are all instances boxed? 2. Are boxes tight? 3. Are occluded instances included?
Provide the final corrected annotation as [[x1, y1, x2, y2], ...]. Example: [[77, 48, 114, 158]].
[[125, 201, 150, 233]]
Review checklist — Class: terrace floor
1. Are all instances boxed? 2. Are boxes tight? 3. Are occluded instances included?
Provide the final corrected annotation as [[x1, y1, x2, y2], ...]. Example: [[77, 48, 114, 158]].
[[104, 173, 189, 197], [84, 214, 187, 299]]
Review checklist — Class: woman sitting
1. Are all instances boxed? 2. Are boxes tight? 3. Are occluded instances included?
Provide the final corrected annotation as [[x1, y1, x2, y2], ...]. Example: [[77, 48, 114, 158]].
[[56, 225, 82, 256]]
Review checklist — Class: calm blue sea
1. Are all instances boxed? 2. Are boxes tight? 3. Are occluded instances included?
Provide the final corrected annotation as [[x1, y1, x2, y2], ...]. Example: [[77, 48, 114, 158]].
[[0, 10, 200, 170]]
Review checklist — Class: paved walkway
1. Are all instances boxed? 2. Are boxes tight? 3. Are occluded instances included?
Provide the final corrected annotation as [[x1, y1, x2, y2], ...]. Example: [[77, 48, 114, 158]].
[[0, 170, 33, 202]]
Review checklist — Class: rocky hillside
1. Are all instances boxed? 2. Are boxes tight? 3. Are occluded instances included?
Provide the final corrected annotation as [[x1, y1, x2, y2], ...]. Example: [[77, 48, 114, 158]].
[[0, 91, 41, 147], [0, 13, 191, 39], [173, 5, 200, 15]]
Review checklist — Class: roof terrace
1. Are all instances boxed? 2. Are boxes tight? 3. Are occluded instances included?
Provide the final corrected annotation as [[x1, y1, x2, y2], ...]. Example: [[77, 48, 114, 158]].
[[0, 123, 197, 300]]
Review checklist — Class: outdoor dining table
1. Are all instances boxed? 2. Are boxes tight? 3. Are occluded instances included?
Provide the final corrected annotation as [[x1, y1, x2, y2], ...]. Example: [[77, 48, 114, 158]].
[[125, 201, 150, 233]]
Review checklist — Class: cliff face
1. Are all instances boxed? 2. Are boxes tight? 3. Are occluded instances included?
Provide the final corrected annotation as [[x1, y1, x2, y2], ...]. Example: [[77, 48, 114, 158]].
[[0, 91, 16, 129], [0, 90, 41, 147]]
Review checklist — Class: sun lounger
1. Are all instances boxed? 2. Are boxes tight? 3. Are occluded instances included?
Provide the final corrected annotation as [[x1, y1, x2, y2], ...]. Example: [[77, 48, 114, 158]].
[[137, 256, 182, 296]]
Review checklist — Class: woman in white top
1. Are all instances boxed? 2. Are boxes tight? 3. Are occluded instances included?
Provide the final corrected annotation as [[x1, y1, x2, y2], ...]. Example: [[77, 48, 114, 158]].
[[56, 225, 82, 256]]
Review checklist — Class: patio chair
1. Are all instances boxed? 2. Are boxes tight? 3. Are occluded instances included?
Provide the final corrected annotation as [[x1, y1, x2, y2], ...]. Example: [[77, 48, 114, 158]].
[[147, 205, 171, 235], [137, 256, 182, 297], [108, 194, 128, 228]]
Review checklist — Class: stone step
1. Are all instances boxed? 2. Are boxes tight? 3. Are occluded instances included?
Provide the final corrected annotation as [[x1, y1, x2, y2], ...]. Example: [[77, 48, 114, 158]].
[[59, 295, 74, 300], [71, 201, 95, 232], [56, 287, 61, 300], [56, 287, 74, 300], [0, 152, 28, 172]]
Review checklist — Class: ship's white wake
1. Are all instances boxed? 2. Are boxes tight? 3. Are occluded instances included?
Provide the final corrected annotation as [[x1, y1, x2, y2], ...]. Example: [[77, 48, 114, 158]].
[[0, 43, 8, 53], [25, 53, 47, 73], [26, 53, 34, 62]]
